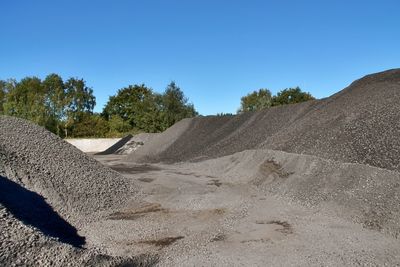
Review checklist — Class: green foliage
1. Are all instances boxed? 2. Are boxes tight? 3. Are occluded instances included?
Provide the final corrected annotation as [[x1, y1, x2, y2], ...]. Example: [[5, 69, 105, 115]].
[[102, 84, 160, 130], [0, 80, 7, 114], [239, 87, 315, 113], [1, 75, 96, 138], [271, 87, 315, 106], [161, 81, 197, 130], [108, 115, 132, 133], [71, 113, 109, 138], [102, 81, 197, 133], [238, 89, 272, 113], [1, 74, 197, 137]]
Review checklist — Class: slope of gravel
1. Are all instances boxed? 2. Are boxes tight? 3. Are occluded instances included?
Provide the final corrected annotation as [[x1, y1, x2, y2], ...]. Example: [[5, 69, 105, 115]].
[[0, 116, 140, 225], [129, 118, 192, 162], [97, 133, 159, 155], [129, 69, 400, 172], [0, 116, 151, 266], [96, 134, 133, 155], [0, 202, 154, 267]]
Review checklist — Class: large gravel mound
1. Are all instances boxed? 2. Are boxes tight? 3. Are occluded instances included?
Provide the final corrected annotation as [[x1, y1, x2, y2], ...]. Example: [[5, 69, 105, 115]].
[[0, 116, 140, 224], [129, 69, 400, 171]]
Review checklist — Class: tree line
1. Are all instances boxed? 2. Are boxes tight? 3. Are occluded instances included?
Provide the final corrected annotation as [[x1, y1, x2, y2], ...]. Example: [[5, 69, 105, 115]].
[[0, 73, 315, 138], [238, 87, 315, 113], [0, 74, 197, 138]]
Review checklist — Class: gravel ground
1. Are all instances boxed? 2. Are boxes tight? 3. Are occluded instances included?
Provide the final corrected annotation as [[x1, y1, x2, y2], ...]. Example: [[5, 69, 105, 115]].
[[94, 150, 400, 266], [130, 69, 400, 172]]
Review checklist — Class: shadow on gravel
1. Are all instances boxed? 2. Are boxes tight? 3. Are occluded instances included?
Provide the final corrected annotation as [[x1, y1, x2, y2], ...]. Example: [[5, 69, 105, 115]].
[[0, 175, 85, 248]]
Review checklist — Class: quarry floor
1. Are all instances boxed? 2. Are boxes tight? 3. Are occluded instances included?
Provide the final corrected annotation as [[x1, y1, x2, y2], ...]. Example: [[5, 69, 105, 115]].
[[87, 153, 400, 266]]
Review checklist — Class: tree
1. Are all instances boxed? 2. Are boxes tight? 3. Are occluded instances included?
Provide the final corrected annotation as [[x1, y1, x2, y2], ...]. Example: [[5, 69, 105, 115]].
[[64, 78, 96, 137], [108, 115, 132, 133], [71, 113, 109, 138], [272, 87, 315, 106], [162, 81, 197, 129], [102, 84, 157, 131], [42, 74, 67, 135], [238, 88, 272, 113], [3, 77, 50, 126], [0, 80, 7, 114]]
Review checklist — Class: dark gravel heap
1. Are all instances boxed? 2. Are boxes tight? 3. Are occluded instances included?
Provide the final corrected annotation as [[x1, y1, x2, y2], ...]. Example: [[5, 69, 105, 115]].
[[96, 134, 133, 155], [130, 69, 400, 172], [0, 116, 138, 223], [0, 116, 146, 266]]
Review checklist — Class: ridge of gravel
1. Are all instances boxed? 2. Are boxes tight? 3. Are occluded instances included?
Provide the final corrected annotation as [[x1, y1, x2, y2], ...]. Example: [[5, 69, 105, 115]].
[[0, 116, 152, 266], [0, 116, 141, 224], [129, 69, 400, 172]]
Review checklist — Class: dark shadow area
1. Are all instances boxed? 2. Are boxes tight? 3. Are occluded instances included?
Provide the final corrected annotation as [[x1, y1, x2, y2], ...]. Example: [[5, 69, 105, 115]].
[[0, 175, 85, 247]]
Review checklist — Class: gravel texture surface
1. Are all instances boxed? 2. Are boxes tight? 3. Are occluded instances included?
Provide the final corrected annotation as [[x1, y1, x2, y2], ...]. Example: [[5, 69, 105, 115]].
[[2, 69, 400, 266], [130, 69, 400, 172], [0, 116, 150, 266], [94, 150, 400, 266], [97, 133, 160, 155]]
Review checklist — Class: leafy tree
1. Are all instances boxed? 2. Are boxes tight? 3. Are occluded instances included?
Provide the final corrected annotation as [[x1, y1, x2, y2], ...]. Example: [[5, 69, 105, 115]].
[[64, 78, 96, 120], [0, 80, 7, 114], [71, 113, 109, 138], [162, 81, 197, 129], [42, 74, 67, 135], [238, 88, 272, 113], [64, 78, 96, 137], [3, 77, 50, 126], [108, 115, 132, 133], [272, 87, 315, 106], [102, 84, 157, 130]]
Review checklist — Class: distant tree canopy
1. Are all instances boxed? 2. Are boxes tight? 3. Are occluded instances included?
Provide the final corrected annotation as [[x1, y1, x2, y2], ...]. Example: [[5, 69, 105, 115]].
[[272, 87, 315, 106], [102, 81, 197, 133], [239, 87, 315, 113], [238, 89, 272, 113], [1, 73, 315, 137], [0, 74, 96, 137], [0, 75, 197, 137]]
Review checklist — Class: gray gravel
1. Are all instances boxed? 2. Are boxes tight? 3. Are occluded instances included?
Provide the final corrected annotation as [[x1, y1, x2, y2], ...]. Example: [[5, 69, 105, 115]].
[[0, 116, 151, 266], [130, 69, 400, 172], [2, 69, 400, 266]]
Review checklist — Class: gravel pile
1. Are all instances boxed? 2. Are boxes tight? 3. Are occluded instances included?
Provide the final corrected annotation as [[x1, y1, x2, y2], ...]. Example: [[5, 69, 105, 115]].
[[96, 134, 133, 155], [130, 69, 400, 172], [0, 116, 140, 223], [0, 116, 147, 266], [97, 133, 159, 155]]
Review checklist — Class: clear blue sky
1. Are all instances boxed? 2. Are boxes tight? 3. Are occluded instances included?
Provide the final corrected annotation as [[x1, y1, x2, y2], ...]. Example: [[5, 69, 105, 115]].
[[1, 0, 399, 115]]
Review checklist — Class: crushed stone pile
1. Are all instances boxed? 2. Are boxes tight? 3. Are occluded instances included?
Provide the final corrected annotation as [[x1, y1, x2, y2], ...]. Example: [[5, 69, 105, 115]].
[[0, 116, 139, 223], [97, 133, 159, 155], [0, 116, 146, 266], [129, 69, 400, 172]]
